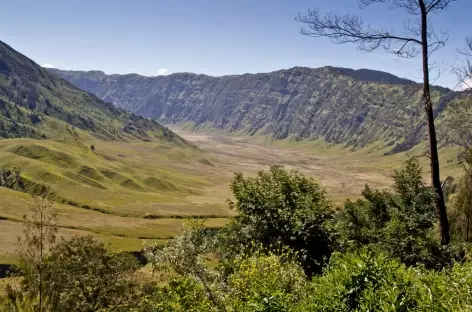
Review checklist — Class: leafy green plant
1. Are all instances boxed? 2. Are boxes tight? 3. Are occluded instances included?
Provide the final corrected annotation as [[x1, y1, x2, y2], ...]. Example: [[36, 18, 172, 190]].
[[138, 276, 218, 312], [221, 165, 336, 275], [299, 249, 472, 312], [336, 158, 453, 268], [144, 220, 226, 311], [40, 236, 140, 312], [0, 293, 46, 312], [449, 148, 472, 242], [226, 251, 306, 312]]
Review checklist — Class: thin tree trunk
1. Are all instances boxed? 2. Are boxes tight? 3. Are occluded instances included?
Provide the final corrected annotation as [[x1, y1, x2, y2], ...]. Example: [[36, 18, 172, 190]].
[[39, 209, 44, 312], [419, 0, 450, 245], [467, 195, 470, 242]]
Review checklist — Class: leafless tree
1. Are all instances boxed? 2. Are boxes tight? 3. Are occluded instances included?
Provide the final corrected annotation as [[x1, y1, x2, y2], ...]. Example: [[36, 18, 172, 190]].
[[454, 37, 472, 89], [451, 38, 472, 141], [297, 0, 457, 245], [18, 192, 58, 312]]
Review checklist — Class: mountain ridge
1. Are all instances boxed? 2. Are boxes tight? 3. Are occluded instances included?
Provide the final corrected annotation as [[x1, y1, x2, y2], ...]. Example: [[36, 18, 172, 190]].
[[50, 66, 425, 85], [49, 66, 462, 152], [0, 40, 188, 146]]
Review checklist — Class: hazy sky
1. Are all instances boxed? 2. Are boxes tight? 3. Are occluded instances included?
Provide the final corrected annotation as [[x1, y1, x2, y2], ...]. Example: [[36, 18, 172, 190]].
[[1, 0, 470, 88]]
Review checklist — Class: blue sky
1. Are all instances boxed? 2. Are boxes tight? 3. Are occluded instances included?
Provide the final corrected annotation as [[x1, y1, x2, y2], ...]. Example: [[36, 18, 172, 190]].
[[1, 0, 470, 88]]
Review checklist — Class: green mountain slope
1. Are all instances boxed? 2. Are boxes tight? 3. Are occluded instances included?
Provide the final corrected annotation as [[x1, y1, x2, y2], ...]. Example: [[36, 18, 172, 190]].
[[0, 41, 230, 261], [0, 41, 187, 145], [50, 66, 463, 152], [0, 41, 230, 218]]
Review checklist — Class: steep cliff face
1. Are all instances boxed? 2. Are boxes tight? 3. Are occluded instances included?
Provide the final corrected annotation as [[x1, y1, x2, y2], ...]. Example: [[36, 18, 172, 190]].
[[49, 67, 459, 150]]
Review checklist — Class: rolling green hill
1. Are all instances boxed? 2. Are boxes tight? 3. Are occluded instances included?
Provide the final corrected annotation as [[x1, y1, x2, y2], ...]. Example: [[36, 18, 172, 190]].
[[0, 41, 230, 217], [50, 66, 465, 152], [0, 41, 232, 263]]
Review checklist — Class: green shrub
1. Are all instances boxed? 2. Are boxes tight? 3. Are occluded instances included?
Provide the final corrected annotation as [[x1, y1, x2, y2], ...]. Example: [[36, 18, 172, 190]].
[[449, 173, 472, 242], [226, 251, 306, 312], [39, 236, 140, 312], [143, 246, 307, 312], [139, 276, 217, 312], [299, 249, 472, 312], [336, 158, 453, 269], [221, 165, 336, 275], [144, 221, 226, 311], [0, 294, 44, 312]]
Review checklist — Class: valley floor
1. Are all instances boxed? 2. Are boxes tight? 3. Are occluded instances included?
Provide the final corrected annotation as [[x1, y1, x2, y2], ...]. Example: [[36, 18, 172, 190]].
[[0, 127, 462, 264], [171, 127, 461, 203]]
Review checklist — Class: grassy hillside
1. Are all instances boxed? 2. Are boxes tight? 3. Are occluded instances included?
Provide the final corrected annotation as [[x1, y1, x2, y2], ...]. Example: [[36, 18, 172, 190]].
[[0, 41, 232, 264], [0, 186, 227, 265], [0, 133, 235, 265], [0, 136, 229, 217], [0, 41, 187, 145]]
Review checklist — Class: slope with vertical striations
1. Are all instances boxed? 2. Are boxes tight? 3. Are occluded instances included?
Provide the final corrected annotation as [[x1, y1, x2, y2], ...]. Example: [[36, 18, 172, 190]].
[[50, 66, 462, 152]]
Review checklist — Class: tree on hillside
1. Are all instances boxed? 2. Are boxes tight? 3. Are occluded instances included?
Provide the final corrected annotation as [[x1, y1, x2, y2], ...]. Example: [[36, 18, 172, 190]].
[[297, 0, 456, 245], [221, 166, 336, 276]]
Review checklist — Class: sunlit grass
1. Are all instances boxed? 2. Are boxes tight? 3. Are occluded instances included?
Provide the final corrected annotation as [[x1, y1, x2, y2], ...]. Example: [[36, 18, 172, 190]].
[[0, 125, 465, 263]]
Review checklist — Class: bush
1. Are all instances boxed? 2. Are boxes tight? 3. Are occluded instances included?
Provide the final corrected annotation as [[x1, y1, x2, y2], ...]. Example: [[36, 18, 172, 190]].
[[221, 165, 336, 275], [144, 221, 226, 311], [335, 186, 392, 249], [143, 243, 307, 312], [299, 249, 472, 312], [0, 293, 44, 312], [38, 236, 140, 312], [140, 276, 217, 312], [449, 147, 472, 242], [226, 251, 307, 312], [336, 158, 452, 269], [450, 174, 472, 242]]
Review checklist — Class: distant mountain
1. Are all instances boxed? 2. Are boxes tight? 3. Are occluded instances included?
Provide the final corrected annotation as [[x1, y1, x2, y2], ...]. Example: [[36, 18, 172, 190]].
[[0, 41, 187, 146], [325, 67, 416, 85], [50, 66, 463, 152]]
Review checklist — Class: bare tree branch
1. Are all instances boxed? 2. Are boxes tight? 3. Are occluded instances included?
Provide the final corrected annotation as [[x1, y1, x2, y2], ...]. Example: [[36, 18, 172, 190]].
[[359, 0, 456, 14], [296, 10, 422, 58], [426, 0, 456, 13], [453, 38, 472, 90]]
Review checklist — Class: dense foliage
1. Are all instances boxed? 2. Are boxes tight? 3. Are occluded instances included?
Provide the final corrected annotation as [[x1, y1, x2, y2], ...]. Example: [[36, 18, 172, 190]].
[[449, 148, 472, 243], [39, 237, 140, 311], [221, 166, 336, 275], [336, 159, 453, 269], [2, 161, 472, 311], [300, 250, 472, 311], [5, 235, 141, 312]]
